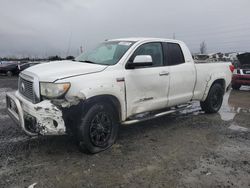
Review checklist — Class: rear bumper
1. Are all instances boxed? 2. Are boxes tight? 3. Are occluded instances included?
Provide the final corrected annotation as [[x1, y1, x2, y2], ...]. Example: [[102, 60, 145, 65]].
[[6, 92, 66, 136], [232, 74, 250, 85]]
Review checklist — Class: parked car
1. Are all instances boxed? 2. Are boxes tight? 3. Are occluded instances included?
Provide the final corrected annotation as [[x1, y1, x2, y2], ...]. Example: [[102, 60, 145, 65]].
[[0, 61, 32, 76], [6, 38, 233, 153], [232, 52, 250, 89], [0, 61, 19, 76]]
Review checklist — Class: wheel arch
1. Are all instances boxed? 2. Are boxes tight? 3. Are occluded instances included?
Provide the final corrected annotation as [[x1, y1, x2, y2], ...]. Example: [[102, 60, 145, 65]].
[[84, 95, 122, 121], [212, 79, 226, 91], [202, 78, 226, 101]]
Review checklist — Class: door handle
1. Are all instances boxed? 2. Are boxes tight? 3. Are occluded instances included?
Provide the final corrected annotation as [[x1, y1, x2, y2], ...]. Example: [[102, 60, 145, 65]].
[[159, 71, 170, 76]]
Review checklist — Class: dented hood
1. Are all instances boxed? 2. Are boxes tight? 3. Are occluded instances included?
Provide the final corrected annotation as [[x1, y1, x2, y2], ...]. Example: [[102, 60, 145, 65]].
[[22, 60, 107, 82]]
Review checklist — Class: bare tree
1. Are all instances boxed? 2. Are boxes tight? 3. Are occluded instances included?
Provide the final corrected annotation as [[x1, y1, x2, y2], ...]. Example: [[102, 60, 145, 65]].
[[200, 41, 207, 54]]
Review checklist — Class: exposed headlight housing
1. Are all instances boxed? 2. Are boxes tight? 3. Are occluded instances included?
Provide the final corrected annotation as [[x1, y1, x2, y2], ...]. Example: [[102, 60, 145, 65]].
[[40, 82, 70, 99]]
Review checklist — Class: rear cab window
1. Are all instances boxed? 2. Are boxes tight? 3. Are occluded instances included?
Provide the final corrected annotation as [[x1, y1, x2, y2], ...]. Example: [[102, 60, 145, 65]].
[[163, 42, 185, 66]]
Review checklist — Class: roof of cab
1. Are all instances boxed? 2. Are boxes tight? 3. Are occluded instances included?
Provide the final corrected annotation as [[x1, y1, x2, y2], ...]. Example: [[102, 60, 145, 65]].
[[109, 37, 182, 43]]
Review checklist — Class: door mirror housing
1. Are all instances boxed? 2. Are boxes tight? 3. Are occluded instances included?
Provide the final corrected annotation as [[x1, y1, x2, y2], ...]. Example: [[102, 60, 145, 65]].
[[133, 55, 153, 64], [126, 55, 153, 69]]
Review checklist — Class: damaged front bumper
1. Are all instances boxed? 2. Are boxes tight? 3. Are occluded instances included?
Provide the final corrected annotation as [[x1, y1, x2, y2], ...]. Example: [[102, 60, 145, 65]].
[[6, 91, 66, 136]]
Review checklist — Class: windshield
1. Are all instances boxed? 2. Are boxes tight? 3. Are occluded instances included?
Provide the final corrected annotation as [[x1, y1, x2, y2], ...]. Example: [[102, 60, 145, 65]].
[[75, 41, 134, 65]]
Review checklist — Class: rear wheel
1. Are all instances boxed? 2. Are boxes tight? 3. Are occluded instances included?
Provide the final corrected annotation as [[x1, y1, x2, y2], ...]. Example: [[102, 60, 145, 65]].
[[77, 102, 119, 154], [231, 84, 241, 90], [200, 83, 224, 113]]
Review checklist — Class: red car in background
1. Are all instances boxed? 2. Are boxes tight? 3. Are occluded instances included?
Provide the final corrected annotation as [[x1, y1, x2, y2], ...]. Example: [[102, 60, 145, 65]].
[[232, 53, 250, 90]]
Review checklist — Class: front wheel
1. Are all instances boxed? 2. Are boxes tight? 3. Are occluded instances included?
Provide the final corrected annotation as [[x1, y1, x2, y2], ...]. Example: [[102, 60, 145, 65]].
[[200, 83, 224, 113], [6, 71, 13, 77], [77, 103, 119, 154]]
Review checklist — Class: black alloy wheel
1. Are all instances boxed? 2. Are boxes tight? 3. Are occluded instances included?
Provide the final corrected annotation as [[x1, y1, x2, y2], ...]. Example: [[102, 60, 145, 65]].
[[77, 102, 119, 154], [89, 112, 112, 147], [200, 83, 224, 113]]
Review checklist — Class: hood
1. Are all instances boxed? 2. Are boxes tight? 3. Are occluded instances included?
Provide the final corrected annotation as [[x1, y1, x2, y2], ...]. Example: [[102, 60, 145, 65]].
[[237, 53, 250, 67], [22, 60, 108, 82]]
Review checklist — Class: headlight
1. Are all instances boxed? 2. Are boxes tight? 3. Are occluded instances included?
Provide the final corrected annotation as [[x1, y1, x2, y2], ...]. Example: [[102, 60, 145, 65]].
[[40, 82, 70, 99]]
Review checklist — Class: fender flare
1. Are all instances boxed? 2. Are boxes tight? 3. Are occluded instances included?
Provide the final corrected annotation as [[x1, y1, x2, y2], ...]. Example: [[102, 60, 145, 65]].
[[201, 73, 226, 101], [83, 95, 123, 121]]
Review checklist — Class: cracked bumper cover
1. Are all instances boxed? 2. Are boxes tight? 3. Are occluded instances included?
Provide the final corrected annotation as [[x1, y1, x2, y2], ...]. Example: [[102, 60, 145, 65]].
[[6, 91, 66, 136]]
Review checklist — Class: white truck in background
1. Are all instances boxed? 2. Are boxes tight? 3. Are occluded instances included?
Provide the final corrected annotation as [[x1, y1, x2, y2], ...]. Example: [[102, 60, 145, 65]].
[[6, 38, 233, 153]]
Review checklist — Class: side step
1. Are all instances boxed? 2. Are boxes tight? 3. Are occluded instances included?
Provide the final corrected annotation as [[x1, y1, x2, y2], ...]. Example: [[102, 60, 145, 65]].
[[122, 104, 192, 125]]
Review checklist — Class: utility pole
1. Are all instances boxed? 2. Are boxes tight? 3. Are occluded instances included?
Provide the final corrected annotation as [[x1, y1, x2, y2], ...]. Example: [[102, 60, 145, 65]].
[[66, 31, 72, 56], [173, 33, 176, 39]]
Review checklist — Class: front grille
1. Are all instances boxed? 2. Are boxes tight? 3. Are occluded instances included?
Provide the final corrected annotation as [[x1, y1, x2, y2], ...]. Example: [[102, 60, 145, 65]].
[[242, 69, 250, 74], [239, 77, 250, 81], [19, 76, 35, 102]]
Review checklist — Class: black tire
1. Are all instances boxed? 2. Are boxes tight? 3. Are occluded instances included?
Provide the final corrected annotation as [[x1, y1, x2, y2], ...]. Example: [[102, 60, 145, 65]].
[[77, 102, 119, 154], [200, 83, 224, 113], [6, 71, 13, 77], [231, 84, 241, 90]]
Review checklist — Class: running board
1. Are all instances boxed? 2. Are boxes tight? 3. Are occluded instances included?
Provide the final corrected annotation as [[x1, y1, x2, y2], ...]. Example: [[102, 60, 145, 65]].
[[122, 104, 192, 125]]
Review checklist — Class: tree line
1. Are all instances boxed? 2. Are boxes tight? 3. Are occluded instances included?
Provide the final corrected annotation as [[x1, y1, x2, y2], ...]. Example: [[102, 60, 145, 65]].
[[0, 55, 75, 62]]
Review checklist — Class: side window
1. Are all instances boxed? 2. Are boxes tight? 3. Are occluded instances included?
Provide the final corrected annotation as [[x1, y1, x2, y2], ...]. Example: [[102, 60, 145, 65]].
[[164, 43, 185, 66], [130, 42, 164, 67]]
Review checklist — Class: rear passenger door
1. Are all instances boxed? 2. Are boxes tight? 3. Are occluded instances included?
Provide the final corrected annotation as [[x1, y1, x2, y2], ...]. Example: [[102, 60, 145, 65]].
[[163, 42, 196, 106]]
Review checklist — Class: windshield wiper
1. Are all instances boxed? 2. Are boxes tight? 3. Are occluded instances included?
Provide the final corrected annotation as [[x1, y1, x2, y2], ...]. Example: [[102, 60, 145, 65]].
[[83, 60, 96, 64], [74, 60, 97, 64], [74, 59, 109, 66]]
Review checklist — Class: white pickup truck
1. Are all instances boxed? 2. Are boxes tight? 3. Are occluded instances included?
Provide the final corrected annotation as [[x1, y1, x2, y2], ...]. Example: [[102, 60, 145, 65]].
[[6, 38, 234, 153]]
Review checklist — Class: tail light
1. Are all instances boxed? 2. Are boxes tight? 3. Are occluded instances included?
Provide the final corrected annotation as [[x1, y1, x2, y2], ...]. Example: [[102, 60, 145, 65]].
[[229, 65, 234, 73]]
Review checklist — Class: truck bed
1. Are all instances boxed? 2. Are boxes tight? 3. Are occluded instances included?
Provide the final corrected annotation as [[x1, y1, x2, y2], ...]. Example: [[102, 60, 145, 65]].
[[192, 62, 232, 101]]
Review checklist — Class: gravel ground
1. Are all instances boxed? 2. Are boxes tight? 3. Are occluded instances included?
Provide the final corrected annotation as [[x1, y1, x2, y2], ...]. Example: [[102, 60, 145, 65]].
[[0, 76, 249, 188]]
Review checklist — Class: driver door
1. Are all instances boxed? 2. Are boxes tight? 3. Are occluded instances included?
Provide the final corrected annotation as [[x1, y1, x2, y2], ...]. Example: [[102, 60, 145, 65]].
[[125, 42, 170, 117]]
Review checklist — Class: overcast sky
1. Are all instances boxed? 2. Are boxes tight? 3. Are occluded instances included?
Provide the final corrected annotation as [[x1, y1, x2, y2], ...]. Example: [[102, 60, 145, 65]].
[[0, 0, 250, 57]]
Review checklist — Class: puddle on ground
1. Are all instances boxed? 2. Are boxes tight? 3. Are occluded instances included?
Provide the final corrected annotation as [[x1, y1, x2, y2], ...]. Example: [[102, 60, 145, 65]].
[[179, 102, 203, 116], [179, 88, 250, 121], [219, 91, 236, 121], [240, 86, 250, 91], [228, 124, 249, 132], [219, 90, 250, 121]]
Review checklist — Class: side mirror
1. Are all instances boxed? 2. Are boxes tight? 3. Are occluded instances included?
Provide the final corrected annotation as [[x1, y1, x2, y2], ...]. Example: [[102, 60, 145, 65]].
[[126, 55, 153, 69]]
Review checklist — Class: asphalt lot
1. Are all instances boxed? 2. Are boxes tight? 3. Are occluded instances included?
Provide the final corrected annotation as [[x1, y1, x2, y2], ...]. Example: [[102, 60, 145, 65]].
[[0, 76, 249, 188]]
